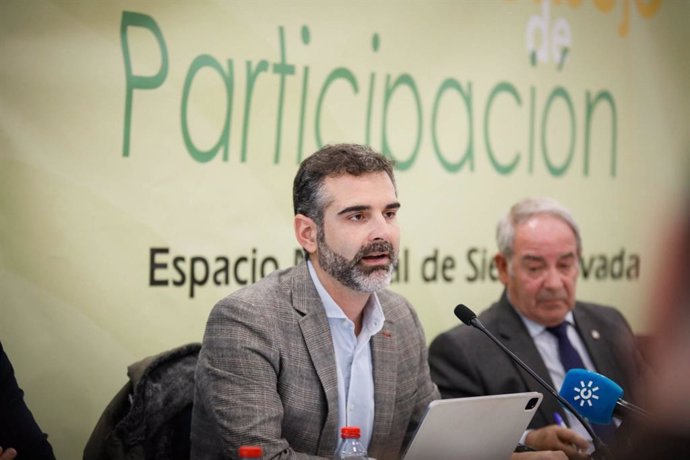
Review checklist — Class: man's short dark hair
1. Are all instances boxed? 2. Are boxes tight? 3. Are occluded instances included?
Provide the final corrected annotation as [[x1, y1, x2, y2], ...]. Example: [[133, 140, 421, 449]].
[[293, 143, 396, 226]]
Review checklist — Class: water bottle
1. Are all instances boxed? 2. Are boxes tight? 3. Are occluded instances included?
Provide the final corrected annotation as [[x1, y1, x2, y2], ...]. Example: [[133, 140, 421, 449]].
[[238, 445, 263, 459], [336, 426, 368, 459]]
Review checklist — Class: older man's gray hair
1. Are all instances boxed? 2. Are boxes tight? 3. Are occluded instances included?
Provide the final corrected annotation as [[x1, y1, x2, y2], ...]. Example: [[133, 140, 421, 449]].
[[496, 197, 582, 260]]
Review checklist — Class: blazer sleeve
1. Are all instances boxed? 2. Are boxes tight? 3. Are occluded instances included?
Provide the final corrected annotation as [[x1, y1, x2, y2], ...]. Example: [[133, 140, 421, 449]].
[[191, 296, 327, 460], [0, 342, 56, 460]]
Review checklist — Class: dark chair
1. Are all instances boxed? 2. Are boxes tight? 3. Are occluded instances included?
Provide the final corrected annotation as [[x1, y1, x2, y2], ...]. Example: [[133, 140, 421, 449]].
[[83, 343, 201, 460]]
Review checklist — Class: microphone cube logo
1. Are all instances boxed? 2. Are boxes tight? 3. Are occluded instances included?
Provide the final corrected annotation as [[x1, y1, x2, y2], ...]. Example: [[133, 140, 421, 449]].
[[559, 369, 623, 424], [572, 379, 600, 407]]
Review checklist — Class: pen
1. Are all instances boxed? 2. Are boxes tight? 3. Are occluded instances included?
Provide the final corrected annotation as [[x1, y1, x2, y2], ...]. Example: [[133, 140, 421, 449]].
[[553, 411, 568, 428]]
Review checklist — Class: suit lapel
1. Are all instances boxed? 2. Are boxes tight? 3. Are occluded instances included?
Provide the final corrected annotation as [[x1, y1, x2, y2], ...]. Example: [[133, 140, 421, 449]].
[[573, 306, 619, 382], [495, 298, 554, 385], [368, 321, 398, 451], [291, 263, 340, 454], [494, 297, 562, 426]]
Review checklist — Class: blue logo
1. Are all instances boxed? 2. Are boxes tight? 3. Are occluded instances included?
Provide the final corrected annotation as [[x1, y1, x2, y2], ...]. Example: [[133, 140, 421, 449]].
[[571, 379, 600, 408]]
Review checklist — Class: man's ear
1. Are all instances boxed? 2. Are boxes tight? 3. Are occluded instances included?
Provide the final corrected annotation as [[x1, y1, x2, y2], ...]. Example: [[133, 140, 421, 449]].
[[294, 214, 318, 255], [494, 253, 510, 285]]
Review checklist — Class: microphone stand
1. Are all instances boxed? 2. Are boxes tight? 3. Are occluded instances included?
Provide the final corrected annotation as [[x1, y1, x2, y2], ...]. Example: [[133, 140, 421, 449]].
[[616, 399, 650, 419], [455, 305, 614, 460]]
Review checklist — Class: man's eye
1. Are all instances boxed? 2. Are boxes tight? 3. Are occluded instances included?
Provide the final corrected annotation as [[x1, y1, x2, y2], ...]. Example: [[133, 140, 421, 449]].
[[385, 210, 398, 219], [559, 263, 574, 272], [349, 213, 364, 222]]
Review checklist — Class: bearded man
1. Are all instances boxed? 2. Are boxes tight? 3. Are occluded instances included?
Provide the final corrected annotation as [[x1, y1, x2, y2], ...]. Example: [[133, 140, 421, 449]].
[[190, 144, 439, 460]]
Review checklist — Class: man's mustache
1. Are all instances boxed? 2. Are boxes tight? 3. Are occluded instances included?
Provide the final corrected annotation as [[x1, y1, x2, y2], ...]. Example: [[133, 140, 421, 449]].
[[537, 291, 568, 302], [352, 241, 396, 265]]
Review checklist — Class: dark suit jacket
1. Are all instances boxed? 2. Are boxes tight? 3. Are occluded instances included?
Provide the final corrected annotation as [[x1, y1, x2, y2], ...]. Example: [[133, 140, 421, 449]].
[[428, 293, 646, 430], [191, 262, 439, 460], [0, 341, 55, 460]]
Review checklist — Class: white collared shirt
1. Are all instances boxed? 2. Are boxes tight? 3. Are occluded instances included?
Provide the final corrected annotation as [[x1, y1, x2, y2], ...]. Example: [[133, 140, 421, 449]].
[[307, 261, 385, 450], [516, 309, 596, 444]]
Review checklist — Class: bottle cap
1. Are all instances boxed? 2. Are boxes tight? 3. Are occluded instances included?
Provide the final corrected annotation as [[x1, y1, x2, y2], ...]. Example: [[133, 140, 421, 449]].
[[238, 445, 263, 458], [340, 426, 361, 439]]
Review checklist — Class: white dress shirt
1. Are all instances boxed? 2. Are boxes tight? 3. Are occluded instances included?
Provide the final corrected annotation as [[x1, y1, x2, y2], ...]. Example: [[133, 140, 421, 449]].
[[307, 261, 384, 450], [517, 310, 596, 444]]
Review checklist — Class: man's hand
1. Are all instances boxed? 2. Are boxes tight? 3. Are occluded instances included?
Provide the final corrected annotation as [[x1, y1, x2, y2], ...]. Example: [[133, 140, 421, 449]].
[[512, 451, 568, 460], [525, 425, 590, 460], [0, 447, 17, 460]]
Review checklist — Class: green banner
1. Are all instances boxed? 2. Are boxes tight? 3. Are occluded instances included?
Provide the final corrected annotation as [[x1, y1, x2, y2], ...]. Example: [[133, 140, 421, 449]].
[[1, 1, 688, 457]]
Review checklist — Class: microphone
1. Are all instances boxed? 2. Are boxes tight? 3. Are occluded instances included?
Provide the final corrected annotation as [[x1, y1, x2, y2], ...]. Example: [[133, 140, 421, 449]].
[[453, 304, 613, 460], [559, 368, 649, 424]]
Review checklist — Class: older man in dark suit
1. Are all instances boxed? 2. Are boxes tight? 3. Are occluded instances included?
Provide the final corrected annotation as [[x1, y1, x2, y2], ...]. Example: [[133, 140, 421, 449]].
[[429, 197, 648, 460]]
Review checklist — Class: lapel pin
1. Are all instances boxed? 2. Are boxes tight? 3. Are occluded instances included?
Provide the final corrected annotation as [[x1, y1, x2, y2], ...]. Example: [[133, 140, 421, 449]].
[[382, 330, 392, 338], [591, 330, 600, 340]]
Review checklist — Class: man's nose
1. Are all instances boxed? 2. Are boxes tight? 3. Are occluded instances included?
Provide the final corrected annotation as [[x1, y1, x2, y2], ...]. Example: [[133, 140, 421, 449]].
[[543, 266, 564, 289], [369, 214, 393, 241]]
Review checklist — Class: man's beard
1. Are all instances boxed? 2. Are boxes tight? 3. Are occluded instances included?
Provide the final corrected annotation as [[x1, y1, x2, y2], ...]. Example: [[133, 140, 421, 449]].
[[316, 229, 398, 293]]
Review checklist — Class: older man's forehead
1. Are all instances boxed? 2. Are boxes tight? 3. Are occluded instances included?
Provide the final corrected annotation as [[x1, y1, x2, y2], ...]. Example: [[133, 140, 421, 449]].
[[518, 252, 577, 262]]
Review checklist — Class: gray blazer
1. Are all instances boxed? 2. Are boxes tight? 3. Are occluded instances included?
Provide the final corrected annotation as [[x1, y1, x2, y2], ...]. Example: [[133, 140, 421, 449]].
[[191, 262, 439, 459], [428, 292, 647, 430]]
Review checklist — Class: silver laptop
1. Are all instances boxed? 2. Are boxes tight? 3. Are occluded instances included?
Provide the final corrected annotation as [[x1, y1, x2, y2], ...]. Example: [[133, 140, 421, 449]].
[[403, 392, 543, 460]]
